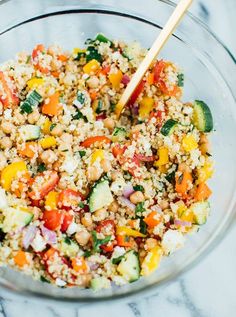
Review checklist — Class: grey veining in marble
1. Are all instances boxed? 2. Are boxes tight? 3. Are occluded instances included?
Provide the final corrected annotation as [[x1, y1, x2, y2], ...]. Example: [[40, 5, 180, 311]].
[[0, 0, 235, 316]]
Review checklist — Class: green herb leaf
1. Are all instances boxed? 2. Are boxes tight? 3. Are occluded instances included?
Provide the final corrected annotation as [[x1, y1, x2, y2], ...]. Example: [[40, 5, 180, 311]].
[[64, 237, 72, 245], [78, 202, 85, 208], [40, 276, 50, 283], [37, 163, 46, 172], [112, 255, 124, 265], [50, 124, 56, 131], [92, 231, 111, 253], [165, 171, 176, 185], [74, 51, 86, 61], [139, 217, 147, 235], [79, 150, 86, 158], [133, 185, 144, 192], [95, 99, 103, 114], [72, 109, 87, 121], [177, 73, 184, 87], [135, 202, 145, 215], [86, 46, 102, 63], [84, 250, 92, 258], [76, 91, 86, 105]]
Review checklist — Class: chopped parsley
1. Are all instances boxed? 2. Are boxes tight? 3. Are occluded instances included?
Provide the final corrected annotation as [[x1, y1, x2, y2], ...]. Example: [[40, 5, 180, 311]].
[[133, 185, 144, 192], [135, 202, 145, 215], [139, 217, 147, 235], [95, 100, 103, 114], [86, 46, 102, 63], [91, 231, 111, 253], [50, 124, 57, 131], [112, 255, 124, 265], [40, 276, 50, 283], [72, 109, 87, 121], [37, 163, 46, 172], [84, 250, 92, 258], [79, 150, 86, 158], [64, 237, 72, 245], [76, 91, 86, 105]]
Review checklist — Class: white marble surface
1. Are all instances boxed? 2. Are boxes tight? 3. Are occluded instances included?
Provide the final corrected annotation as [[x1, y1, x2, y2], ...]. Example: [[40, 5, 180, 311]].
[[0, 0, 235, 316]]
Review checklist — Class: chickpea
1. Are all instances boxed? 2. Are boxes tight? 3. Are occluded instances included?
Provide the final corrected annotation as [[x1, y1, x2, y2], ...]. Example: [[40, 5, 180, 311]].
[[50, 124, 63, 137], [159, 200, 169, 210], [40, 150, 57, 165], [87, 166, 102, 182], [27, 110, 40, 124], [200, 134, 210, 154], [0, 152, 7, 170], [87, 76, 99, 89], [104, 118, 115, 131], [13, 110, 26, 125], [0, 137, 12, 149], [145, 238, 158, 251], [1, 121, 14, 134], [101, 159, 112, 173], [75, 230, 91, 246], [108, 200, 119, 213], [81, 213, 93, 228], [93, 208, 108, 221], [130, 191, 144, 204]]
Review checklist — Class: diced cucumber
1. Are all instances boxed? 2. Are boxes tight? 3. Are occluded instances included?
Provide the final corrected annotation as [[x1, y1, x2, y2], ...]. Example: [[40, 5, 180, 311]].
[[0, 188, 8, 210], [161, 119, 178, 136], [112, 127, 127, 142], [88, 179, 113, 213], [59, 238, 80, 257], [117, 250, 140, 282], [192, 201, 210, 225], [20, 90, 43, 114], [1, 207, 33, 233], [91, 276, 110, 291], [192, 100, 213, 132], [19, 124, 40, 141]]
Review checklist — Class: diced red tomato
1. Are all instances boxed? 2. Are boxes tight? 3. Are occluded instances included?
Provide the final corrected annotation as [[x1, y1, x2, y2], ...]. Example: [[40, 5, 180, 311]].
[[32, 44, 50, 74], [135, 154, 155, 162], [42, 247, 58, 262], [100, 65, 111, 75], [96, 112, 107, 121], [158, 80, 180, 96], [42, 210, 63, 231], [153, 60, 166, 83], [58, 189, 84, 210], [28, 171, 59, 201], [112, 144, 126, 158], [96, 220, 115, 235], [100, 240, 116, 252], [81, 136, 111, 148], [61, 213, 74, 233], [0, 71, 19, 108], [127, 80, 145, 107], [128, 156, 141, 177]]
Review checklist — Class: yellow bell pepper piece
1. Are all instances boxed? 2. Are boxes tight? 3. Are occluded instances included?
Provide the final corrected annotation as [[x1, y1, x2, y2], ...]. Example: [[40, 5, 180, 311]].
[[1, 161, 27, 191], [154, 147, 169, 167], [83, 59, 100, 75], [91, 149, 104, 165], [116, 226, 146, 238], [139, 97, 154, 119], [176, 201, 188, 218], [27, 77, 44, 89], [182, 135, 198, 152], [180, 209, 195, 223], [39, 136, 56, 149], [73, 48, 86, 58], [109, 69, 123, 89], [45, 191, 59, 210], [197, 160, 214, 184], [42, 118, 52, 135], [141, 246, 163, 276]]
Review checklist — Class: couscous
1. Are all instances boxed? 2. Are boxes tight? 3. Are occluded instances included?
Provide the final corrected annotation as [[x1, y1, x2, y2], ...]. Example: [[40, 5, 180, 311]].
[[0, 34, 213, 290]]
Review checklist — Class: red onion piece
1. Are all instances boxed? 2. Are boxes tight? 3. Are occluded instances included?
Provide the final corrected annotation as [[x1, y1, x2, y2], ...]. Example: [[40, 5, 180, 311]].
[[23, 225, 37, 249], [121, 74, 130, 85], [41, 225, 57, 245], [87, 261, 99, 271], [174, 219, 192, 227], [122, 183, 134, 198], [119, 196, 135, 211]]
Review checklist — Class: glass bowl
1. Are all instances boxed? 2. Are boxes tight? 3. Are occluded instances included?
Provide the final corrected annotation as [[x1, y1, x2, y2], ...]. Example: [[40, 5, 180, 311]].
[[0, 0, 235, 303]]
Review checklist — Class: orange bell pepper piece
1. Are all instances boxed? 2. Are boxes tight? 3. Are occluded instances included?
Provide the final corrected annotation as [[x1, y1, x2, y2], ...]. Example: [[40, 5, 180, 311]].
[[144, 211, 160, 228], [0, 71, 19, 109], [19, 142, 37, 158], [42, 92, 62, 116], [71, 257, 88, 273], [81, 136, 111, 148], [175, 171, 193, 198], [116, 235, 133, 247], [194, 183, 212, 201], [14, 250, 29, 267]]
